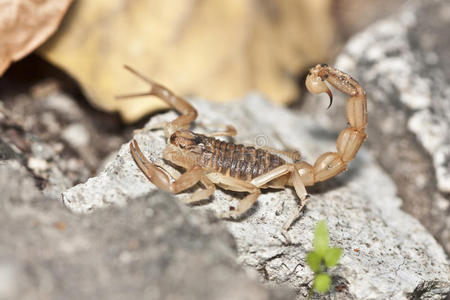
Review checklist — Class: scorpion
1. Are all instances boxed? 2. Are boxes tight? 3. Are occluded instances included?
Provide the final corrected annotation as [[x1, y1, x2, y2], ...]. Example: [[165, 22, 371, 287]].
[[118, 64, 367, 241]]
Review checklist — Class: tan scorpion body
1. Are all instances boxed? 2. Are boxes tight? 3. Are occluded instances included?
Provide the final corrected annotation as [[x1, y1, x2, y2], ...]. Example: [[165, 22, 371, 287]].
[[119, 64, 367, 241]]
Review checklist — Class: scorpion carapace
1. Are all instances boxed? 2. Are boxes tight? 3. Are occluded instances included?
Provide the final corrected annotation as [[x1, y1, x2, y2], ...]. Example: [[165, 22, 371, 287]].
[[118, 64, 367, 242]]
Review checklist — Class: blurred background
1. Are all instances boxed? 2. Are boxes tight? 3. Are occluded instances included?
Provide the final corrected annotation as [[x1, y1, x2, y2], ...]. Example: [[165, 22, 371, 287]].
[[1, 0, 450, 255], [0, 0, 406, 169]]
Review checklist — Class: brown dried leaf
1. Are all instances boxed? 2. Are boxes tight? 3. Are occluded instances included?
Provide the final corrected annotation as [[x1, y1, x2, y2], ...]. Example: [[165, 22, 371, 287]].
[[0, 0, 72, 76], [40, 0, 334, 123]]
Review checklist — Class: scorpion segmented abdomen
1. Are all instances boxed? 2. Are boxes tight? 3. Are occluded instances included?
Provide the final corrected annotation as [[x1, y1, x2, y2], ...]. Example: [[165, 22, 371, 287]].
[[194, 133, 285, 181], [229, 144, 244, 178], [220, 143, 234, 174], [215, 140, 227, 173]]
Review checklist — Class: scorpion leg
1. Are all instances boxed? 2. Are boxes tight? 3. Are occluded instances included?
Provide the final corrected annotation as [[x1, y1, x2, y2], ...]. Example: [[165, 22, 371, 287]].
[[281, 166, 310, 243], [130, 140, 204, 193], [205, 125, 237, 137], [117, 65, 198, 138], [207, 173, 261, 219], [250, 164, 308, 203], [185, 177, 216, 204], [251, 164, 309, 242], [196, 122, 237, 137], [250, 165, 292, 187]]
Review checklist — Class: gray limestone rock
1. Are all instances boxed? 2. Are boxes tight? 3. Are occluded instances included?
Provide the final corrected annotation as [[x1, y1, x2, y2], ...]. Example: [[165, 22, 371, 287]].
[[63, 95, 450, 299], [0, 160, 292, 300], [303, 0, 450, 255]]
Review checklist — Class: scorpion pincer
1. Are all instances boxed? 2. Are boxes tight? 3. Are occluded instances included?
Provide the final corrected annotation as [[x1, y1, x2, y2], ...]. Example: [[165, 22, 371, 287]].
[[118, 64, 367, 241]]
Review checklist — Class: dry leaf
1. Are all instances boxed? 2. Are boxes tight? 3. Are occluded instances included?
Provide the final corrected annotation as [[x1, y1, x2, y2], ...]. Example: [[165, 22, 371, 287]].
[[0, 0, 72, 76], [40, 0, 334, 123]]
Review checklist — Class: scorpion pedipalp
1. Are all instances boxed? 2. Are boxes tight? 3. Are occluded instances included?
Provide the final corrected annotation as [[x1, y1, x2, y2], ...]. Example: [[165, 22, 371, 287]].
[[118, 65, 197, 138]]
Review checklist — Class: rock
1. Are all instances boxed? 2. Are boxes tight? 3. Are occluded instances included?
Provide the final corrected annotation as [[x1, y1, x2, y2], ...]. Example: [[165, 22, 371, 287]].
[[408, 280, 450, 300], [61, 123, 90, 149], [303, 0, 450, 255], [0, 161, 43, 203], [27, 156, 50, 174], [62, 95, 450, 299], [0, 161, 292, 300], [0, 90, 88, 199], [0, 138, 19, 161], [0, 80, 128, 197]]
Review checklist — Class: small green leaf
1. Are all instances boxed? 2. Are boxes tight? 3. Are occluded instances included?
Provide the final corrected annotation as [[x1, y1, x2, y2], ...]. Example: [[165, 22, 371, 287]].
[[313, 273, 331, 293], [324, 247, 342, 267], [306, 251, 321, 272], [314, 220, 329, 257]]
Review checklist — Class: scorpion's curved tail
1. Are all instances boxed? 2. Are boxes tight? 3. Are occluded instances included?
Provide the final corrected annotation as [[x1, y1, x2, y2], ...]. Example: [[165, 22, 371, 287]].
[[295, 64, 367, 186]]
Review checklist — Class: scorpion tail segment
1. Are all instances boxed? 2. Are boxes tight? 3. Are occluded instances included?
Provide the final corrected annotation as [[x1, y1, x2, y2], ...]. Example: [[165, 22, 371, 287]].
[[305, 66, 333, 109], [305, 69, 332, 95]]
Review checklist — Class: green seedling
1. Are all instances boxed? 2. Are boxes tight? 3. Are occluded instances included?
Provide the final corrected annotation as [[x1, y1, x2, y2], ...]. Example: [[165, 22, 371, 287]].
[[306, 220, 342, 297]]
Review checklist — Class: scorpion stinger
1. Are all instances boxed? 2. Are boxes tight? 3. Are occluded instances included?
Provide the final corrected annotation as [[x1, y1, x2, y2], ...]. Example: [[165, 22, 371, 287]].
[[125, 63, 367, 243]]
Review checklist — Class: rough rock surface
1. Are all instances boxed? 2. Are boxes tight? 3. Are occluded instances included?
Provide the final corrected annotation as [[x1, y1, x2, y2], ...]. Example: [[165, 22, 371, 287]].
[[0, 74, 127, 201], [63, 96, 450, 299], [303, 0, 450, 255], [0, 160, 292, 300]]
